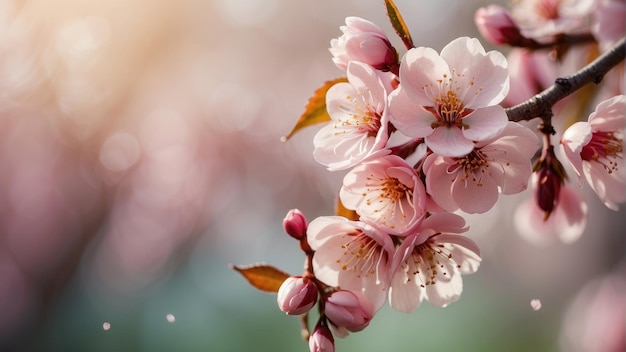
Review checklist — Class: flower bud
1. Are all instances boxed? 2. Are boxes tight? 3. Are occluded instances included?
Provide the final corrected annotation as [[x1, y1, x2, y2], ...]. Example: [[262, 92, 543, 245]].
[[330, 17, 398, 71], [324, 290, 374, 332], [534, 145, 567, 220], [474, 5, 525, 46], [309, 324, 334, 352], [277, 276, 318, 315], [283, 208, 308, 240]]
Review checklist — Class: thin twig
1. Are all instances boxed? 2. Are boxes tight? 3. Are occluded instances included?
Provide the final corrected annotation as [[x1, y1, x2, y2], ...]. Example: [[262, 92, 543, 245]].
[[505, 37, 625, 122]]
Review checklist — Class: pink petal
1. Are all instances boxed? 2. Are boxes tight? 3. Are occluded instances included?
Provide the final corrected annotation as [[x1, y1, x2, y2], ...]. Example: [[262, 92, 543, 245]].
[[424, 271, 463, 308], [399, 46, 450, 105], [452, 172, 499, 214], [461, 105, 508, 142], [423, 155, 459, 212], [388, 87, 436, 139], [426, 126, 475, 157], [388, 268, 424, 313], [561, 121, 592, 178], [440, 37, 509, 107]]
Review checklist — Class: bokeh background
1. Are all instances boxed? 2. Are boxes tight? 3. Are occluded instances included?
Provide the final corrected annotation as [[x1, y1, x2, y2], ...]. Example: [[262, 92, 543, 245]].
[[1, 0, 624, 351]]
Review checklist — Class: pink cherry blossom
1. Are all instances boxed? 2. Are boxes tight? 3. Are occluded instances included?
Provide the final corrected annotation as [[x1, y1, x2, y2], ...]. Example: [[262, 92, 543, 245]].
[[560, 272, 626, 352], [514, 176, 588, 245], [329, 16, 398, 71], [324, 290, 374, 333], [503, 48, 558, 106], [424, 122, 538, 214], [511, 0, 595, 41], [313, 61, 391, 171], [388, 213, 481, 313], [592, 0, 626, 52], [339, 155, 427, 236], [307, 216, 394, 310], [388, 37, 509, 158], [561, 95, 625, 210], [474, 5, 526, 46]]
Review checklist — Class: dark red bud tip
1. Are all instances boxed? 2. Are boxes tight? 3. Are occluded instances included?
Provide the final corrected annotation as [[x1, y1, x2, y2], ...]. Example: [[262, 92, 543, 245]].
[[283, 208, 308, 240]]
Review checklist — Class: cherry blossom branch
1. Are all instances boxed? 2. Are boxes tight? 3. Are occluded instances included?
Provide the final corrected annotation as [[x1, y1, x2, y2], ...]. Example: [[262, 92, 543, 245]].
[[505, 36, 625, 123]]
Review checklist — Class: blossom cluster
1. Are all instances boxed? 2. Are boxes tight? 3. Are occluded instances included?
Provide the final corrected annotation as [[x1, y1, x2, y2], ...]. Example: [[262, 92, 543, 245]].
[[237, 1, 625, 351]]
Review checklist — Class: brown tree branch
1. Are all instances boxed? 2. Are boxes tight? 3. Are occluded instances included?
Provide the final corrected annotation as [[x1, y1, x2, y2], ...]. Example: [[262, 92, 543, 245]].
[[505, 36, 625, 123]]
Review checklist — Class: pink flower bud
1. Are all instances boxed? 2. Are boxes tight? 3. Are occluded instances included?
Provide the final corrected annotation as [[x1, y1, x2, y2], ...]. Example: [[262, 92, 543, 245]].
[[324, 290, 374, 332], [475, 5, 525, 46], [329, 17, 398, 71], [534, 145, 567, 220], [277, 276, 318, 315], [283, 208, 308, 240], [309, 324, 334, 352]]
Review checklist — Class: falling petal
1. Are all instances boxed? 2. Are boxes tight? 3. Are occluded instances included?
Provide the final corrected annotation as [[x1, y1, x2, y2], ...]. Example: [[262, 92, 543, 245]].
[[166, 314, 176, 323], [102, 322, 111, 330], [530, 299, 542, 311]]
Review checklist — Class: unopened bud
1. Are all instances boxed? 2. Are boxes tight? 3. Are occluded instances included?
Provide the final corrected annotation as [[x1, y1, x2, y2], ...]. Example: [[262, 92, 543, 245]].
[[283, 208, 308, 240], [475, 5, 526, 46], [534, 145, 567, 220], [309, 324, 334, 352], [330, 17, 398, 71], [277, 276, 318, 315], [324, 290, 374, 332]]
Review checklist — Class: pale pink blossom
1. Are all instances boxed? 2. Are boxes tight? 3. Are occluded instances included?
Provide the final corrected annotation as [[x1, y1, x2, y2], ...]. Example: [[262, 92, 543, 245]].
[[339, 155, 427, 236], [329, 17, 398, 71], [388, 213, 481, 313], [514, 176, 588, 245], [560, 272, 626, 352], [309, 324, 335, 352], [474, 5, 526, 46], [592, 0, 626, 52], [511, 0, 595, 41], [276, 276, 318, 315], [324, 290, 374, 333], [388, 37, 509, 157], [561, 95, 625, 210], [307, 216, 394, 310], [503, 48, 558, 106], [423, 122, 538, 214], [313, 61, 391, 171]]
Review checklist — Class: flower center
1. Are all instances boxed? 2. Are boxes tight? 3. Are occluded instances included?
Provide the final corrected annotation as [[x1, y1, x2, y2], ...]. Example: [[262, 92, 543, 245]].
[[337, 91, 382, 135], [457, 150, 489, 185], [380, 177, 412, 203], [401, 238, 459, 287], [424, 70, 477, 129], [337, 230, 386, 283], [580, 131, 623, 174], [362, 173, 415, 230]]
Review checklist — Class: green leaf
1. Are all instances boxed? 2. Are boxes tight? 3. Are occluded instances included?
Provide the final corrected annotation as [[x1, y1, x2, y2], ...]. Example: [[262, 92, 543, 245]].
[[385, 0, 414, 49], [231, 263, 290, 293], [281, 77, 348, 142]]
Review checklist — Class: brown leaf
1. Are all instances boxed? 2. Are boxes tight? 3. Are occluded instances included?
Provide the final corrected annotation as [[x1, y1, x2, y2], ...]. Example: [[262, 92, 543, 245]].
[[385, 0, 414, 49], [281, 77, 348, 142], [336, 197, 359, 221], [231, 263, 290, 293]]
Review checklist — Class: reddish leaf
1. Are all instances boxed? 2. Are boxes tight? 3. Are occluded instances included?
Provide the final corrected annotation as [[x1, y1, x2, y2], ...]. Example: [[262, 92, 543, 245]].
[[281, 77, 347, 142], [385, 0, 414, 49], [336, 197, 359, 221], [231, 263, 290, 293]]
